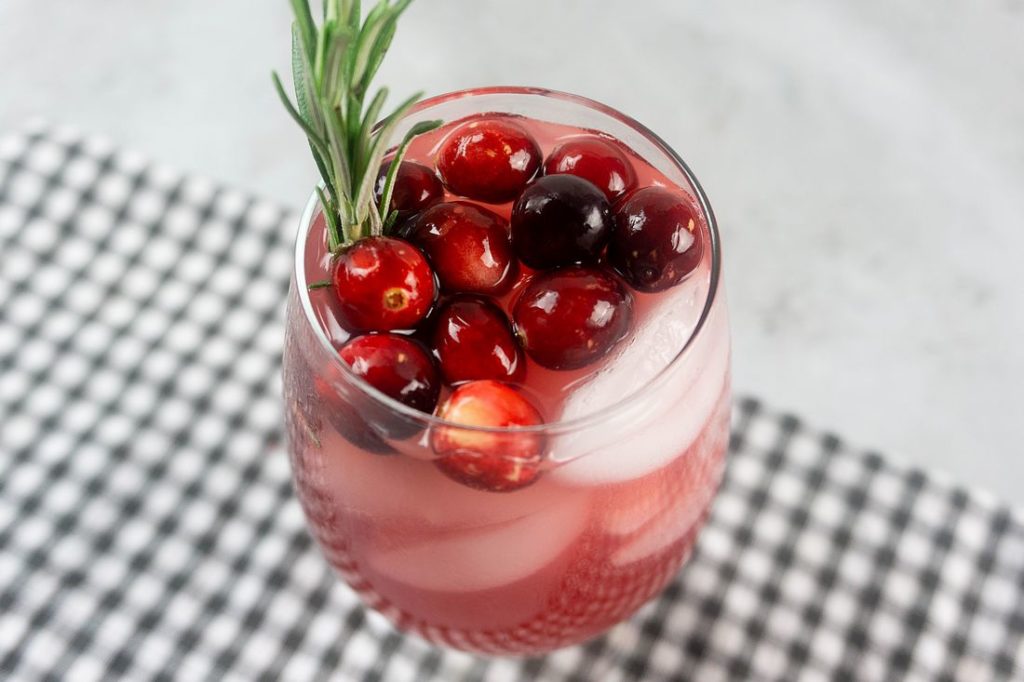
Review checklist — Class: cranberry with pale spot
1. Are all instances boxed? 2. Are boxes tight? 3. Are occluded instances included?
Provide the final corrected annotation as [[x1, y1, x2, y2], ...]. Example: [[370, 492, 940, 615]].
[[408, 202, 517, 295], [331, 236, 435, 331], [513, 266, 633, 370], [511, 174, 612, 269], [431, 380, 545, 492], [609, 187, 704, 293], [543, 137, 637, 201], [437, 118, 541, 203], [432, 297, 525, 385]]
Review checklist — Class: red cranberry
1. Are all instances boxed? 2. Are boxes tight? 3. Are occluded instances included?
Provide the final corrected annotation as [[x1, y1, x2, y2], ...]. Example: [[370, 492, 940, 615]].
[[432, 297, 525, 385], [609, 187, 704, 293], [437, 118, 541, 203], [510, 175, 612, 269], [373, 159, 443, 218], [513, 266, 634, 370], [431, 380, 545, 492], [543, 137, 638, 201], [316, 334, 440, 449], [408, 201, 517, 295], [337, 334, 440, 414], [332, 236, 436, 331]]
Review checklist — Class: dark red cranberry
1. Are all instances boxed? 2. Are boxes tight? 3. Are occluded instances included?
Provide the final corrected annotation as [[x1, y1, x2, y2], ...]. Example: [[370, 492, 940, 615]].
[[432, 297, 525, 385], [373, 160, 443, 218], [543, 137, 638, 201], [337, 334, 440, 414], [513, 266, 634, 370], [431, 380, 545, 492], [437, 118, 541, 203], [510, 175, 612, 269], [609, 187, 704, 293], [408, 201, 517, 295], [332, 236, 435, 331]]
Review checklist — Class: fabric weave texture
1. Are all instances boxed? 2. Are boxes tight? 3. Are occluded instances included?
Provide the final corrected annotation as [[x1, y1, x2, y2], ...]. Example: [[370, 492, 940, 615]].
[[0, 122, 1021, 681]]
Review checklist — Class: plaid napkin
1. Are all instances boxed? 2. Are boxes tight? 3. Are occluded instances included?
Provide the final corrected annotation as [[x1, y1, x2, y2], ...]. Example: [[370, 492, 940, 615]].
[[0, 121, 1021, 682]]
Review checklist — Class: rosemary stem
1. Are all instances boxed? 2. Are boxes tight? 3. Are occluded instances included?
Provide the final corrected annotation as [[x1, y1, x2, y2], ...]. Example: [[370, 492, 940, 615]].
[[277, 0, 439, 249]]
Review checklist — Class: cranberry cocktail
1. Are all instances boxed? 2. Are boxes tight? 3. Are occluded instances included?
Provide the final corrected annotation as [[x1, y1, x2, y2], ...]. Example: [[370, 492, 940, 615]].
[[278, 1, 729, 656]]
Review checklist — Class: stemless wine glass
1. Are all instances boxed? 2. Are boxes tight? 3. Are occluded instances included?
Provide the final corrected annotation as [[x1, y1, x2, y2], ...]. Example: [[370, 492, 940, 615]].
[[282, 87, 730, 656]]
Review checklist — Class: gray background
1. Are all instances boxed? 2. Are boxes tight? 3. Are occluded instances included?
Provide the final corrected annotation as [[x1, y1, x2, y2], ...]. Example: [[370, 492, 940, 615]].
[[1, 1, 1021, 501]]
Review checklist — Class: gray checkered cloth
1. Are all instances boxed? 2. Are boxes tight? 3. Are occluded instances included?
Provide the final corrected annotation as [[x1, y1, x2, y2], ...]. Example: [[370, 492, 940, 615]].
[[0, 120, 1021, 681]]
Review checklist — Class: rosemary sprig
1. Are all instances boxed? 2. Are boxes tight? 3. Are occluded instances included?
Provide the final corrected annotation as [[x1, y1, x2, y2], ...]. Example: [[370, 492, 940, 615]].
[[273, 0, 440, 253]]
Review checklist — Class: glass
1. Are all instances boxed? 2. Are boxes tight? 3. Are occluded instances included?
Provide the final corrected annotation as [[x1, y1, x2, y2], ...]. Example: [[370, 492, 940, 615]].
[[282, 87, 730, 655]]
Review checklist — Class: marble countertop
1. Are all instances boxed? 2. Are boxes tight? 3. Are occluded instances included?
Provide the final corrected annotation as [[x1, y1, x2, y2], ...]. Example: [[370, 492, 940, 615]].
[[2, 0, 1021, 501]]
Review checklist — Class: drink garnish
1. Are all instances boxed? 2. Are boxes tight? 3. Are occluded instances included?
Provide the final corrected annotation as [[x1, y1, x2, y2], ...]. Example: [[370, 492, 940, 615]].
[[273, 0, 440, 252]]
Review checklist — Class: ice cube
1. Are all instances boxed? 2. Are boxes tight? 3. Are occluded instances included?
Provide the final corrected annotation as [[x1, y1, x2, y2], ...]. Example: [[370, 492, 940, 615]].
[[321, 434, 585, 530], [366, 494, 590, 592], [551, 301, 730, 486], [612, 494, 707, 567], [600, 467, 686, 537], [603, 489, 665, 537]]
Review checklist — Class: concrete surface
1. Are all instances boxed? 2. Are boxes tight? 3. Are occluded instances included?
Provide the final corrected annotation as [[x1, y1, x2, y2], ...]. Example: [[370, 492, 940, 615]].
[[1, 0, 1021, 502]]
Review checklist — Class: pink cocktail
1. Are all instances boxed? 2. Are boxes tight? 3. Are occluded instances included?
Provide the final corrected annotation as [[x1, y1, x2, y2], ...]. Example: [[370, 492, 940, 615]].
[[282, 88, 730, 655]]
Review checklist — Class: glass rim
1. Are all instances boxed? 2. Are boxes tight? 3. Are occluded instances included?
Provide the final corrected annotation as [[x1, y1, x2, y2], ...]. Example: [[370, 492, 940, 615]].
[[294, 85, 722, 436]]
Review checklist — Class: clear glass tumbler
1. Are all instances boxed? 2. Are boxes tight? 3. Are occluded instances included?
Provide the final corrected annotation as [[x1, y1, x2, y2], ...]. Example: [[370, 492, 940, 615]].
[[282, 87, 730, 655]]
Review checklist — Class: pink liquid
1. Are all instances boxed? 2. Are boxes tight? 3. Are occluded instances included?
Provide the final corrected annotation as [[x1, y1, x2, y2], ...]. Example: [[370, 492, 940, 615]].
[[301, 116, 711, 416], [283, 113, 731, 654]]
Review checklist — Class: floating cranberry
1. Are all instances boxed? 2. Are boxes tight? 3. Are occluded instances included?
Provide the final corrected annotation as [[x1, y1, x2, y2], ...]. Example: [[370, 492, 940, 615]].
[[432, 297, 525, 385], [543, 137, 638, 201], [609, 187, 704, 293], [316, 334, 440, 449], [408, 202, 517, 295], [332, 236, 435, 331], [373, 159, 444, 219], [513, 266, 633, 370], [437, 118, 541, 203], [431, 380, 545, 492], [337, 334, 440, 414], [510, 174, 612, 269]]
